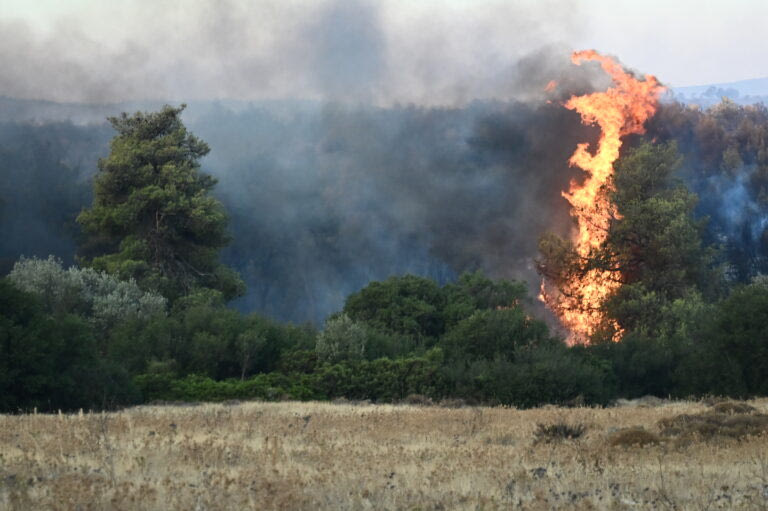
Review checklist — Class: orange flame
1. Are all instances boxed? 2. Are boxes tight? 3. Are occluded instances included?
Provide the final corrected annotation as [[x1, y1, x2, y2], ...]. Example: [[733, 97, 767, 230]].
[[541, 50, 665, 344]]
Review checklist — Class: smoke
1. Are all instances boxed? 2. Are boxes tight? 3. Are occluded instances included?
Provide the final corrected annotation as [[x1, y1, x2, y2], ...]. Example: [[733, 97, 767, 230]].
[[0, 121, 111, 273], [188, 97, 596, 322], [0, 0, 585, 105], [0, 0, 623, 323], [644, 101, 768, 282], [0, 90, 600, 323], [695, 165, 768, 280]]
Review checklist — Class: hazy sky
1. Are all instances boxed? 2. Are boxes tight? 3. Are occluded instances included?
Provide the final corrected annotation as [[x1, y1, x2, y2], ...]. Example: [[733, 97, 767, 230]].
[[0, 0, 765, 103]]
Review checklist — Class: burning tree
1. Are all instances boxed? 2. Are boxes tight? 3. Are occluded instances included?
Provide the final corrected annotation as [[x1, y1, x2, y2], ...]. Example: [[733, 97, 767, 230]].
[[537, 50, 665, 344], [540, 139, 719, 344]]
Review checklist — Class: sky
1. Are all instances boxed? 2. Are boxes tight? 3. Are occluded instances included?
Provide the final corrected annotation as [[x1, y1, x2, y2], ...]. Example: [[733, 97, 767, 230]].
[[0, 0, 766, 103]]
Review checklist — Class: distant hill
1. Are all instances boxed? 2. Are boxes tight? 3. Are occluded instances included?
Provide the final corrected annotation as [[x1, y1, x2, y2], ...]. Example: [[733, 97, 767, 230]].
[[671, 77, 768, 107]]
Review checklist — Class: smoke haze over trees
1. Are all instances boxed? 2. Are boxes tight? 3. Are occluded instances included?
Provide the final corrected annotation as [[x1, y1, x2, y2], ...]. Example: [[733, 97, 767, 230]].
[[1, 0, 768, 328], [3, 100, 768, 326], [0, 97, 593, 323]]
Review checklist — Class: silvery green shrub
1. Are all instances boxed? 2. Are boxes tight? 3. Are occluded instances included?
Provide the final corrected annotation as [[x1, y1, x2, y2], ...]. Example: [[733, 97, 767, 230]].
[[315, 313, 367, 363], [9, 256, 166, 332]]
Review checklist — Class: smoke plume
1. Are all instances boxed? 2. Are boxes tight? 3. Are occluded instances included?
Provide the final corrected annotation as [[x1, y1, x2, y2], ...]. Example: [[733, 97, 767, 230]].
[[0, 0, 586, 105]]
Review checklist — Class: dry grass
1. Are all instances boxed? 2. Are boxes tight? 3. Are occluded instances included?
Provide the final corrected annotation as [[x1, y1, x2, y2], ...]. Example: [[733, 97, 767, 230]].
[[533, 421, 587, 443], [659, 401, 768, 441], [2, 399, 768, 510], [608, 427, 661, 447]]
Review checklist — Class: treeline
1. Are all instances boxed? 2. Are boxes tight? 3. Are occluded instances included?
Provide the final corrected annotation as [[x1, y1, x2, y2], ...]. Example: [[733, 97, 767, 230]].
[[648, 100, 768, 280], [2, 99, 768, 324], [2, 103, 768, 412], [3, 258, 767, 412]]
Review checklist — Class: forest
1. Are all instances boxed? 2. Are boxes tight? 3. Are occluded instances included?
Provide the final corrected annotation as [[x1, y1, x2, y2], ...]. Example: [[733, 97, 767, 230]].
[[2, 98, 768, 412]]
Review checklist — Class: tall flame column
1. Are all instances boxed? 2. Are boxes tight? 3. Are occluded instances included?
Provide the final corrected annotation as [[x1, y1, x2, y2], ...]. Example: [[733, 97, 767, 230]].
[[540, 50, 665, 344]]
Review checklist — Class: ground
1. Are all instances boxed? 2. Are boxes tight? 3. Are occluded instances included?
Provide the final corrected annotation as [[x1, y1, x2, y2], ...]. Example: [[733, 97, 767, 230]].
[[2, 399, 768, 510]]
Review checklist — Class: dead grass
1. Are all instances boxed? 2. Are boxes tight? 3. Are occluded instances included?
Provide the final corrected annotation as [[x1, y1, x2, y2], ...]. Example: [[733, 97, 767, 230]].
[[712, 401, 758, 414], [533, 421, 587, 443], [608, 427, 661, 447], [659, 401, 768, 440], [1, 399, 768, 510]]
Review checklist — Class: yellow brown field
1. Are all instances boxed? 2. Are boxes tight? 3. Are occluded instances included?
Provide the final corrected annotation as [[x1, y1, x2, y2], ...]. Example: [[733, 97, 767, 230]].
[[2, 398, 768, 510]]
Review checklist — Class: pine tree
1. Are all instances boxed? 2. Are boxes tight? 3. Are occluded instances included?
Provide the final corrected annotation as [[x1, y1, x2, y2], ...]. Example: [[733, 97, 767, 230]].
[[78, 105, 244, 302]]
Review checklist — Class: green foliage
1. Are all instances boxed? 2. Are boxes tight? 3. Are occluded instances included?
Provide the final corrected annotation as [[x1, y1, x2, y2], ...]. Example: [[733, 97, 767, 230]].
[[316, 313, 367, 362], [343, 274, 445, 341], [442, 343, 613, 407], [649, 100, 768, 280], [603, 284, 712, 343], [688, 279, 768, 396], [0, 278, 139, 412], [8, 255, 166, 336], [538, 141, 721, 342], [107, 301, 315, 380], [441, 271, 527, 328], [608, 142, 718, 300], [315, 313, 417, 363], [77, 105, 244, 302], [134, 372, 323, 402], [440, 307, 551, 362], [136, 353, 448, 404], [587, 333, 686, 398], [313, 353, 449, 402], [343, 272, 530, 346]]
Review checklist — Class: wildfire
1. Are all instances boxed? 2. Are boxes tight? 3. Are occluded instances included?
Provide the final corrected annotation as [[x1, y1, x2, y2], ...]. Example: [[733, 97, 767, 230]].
[[540, 50, 665, 344]]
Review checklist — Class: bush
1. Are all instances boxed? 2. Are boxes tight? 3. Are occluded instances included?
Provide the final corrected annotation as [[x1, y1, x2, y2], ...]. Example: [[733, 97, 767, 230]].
[[587, 333, 686, 398], [343, 275, 445, 340], [110, 304, 316, 379], [0, 278, 139, 412], [440, 307, 551, 362], [316, 314, 367, 362], [698, 282, 768, 396], [135, 353, 448, 404], [608, 428, 661, 447], [441, 271, 527, 329], [134, 373, 323, 402], [533, 422, 587, 442], [658, 411, 768, 440], [313, 354, 448, 402], [9, 256, 166, 334]]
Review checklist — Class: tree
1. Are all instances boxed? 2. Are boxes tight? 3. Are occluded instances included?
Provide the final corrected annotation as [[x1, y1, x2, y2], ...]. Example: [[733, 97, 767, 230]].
[[77, 105, 244, 302], [0, 278, 139, 411], [441, 271, 527, 329], [608, 143, 715, 295], [693, 277, 768, 396], [343, 274, 445, 341], [440, 308, 551, 362], [600, 142, 721, 338], [538, 141, 720, 340]]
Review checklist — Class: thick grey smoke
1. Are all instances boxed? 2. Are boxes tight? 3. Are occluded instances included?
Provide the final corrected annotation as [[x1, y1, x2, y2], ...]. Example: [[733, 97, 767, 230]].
[[0, 0, 584, 105], [0, 0, 616, 324], [187, 94, 600, 323]]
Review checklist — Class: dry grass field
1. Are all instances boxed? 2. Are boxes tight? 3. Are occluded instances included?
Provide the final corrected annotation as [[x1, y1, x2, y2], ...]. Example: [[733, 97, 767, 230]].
[[2, 398, 768, 510]]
